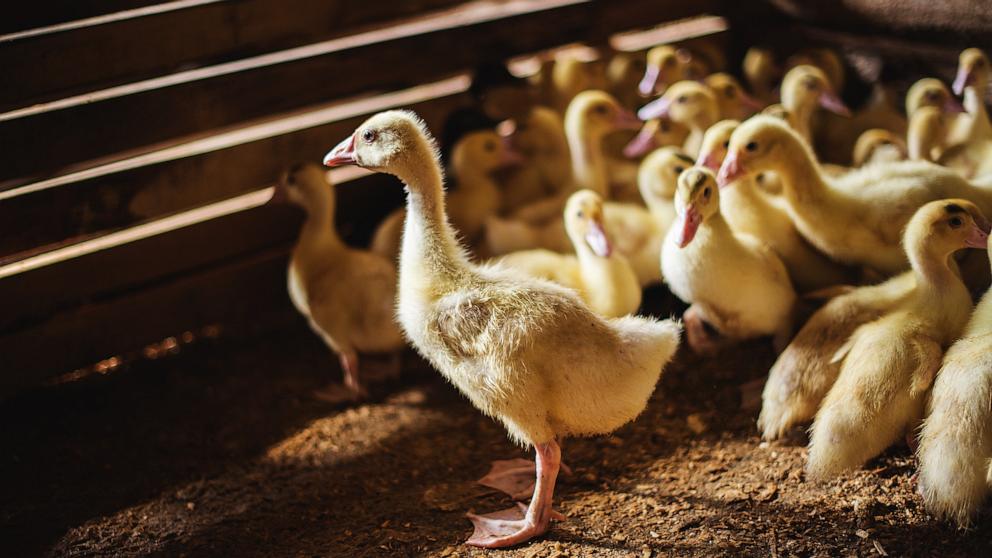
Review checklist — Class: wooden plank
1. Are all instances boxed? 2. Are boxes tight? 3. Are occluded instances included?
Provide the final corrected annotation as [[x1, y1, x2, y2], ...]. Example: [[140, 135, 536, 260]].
[[0, 171, 403, 335], [0, 0, 466, 110], [0, 78, 468, 261], [1, 1, 169, 34], [0, 248, 295, 397]]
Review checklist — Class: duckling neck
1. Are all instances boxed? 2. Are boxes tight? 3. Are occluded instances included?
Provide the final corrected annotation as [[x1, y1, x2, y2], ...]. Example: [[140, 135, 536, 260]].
[[789, 102, 816, 142], [684, 127, 706, 158], [773, 139, 837, 208], [964, 85, 992, 139], [574, 245, 628, 310], [568, 127, 607, 196], [295, 198, 344, 261], [909, 249, 970, 335], [397, 159, 465, 281]]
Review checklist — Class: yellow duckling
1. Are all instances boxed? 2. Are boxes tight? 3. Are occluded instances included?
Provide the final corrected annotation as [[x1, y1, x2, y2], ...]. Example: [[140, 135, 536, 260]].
[[697, 120, 852, 292], [637, 44, 695, 97], [619, 113, 690, 160], [485, 91, 641, 255], [499, 107, 572, 214], [718, 116, 992, 275], [704, 72, 765, 120], [372, 128, 518, 260], [277, 163, 406, 402], [851, 128, 907, 167], [904, 78, 962, 163], [662, 167, 796, 353], [940, 48, 992, 178], [635, 80, 720, 157], [917, 241, 992, 527], [787, 47, 845, 93], [779, 64, 851, 147], [806, 200, 988, 479], [607, 51, 647, 109], [324, 110, 681, 548], [758, 272, 916, 440], [743, 46, 781, 104], [495, 190, 641, 318], [548, 54, 609, 116]]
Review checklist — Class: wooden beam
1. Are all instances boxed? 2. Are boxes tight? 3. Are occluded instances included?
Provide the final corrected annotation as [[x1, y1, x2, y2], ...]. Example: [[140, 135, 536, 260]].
[[1, 1, 169, 34], [0, 0, 466, 110]]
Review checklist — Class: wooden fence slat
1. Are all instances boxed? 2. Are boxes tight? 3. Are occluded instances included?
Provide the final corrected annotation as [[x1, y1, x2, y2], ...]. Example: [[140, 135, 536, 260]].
[[0, 0, 466, 111]]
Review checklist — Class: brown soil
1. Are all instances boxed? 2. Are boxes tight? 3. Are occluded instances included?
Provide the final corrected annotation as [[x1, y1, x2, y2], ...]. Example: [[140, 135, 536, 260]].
[[3, 288, 991, 557]]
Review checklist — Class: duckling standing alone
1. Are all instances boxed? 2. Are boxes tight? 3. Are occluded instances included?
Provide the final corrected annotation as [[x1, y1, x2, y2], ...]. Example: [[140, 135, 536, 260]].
[[324, 110, 681, 548], [806, 200, 988, 479], [918, 241, 992, 527], [661, 167, 796, 353], [277, 164, 406, 402], [496, 190, 641, 318]]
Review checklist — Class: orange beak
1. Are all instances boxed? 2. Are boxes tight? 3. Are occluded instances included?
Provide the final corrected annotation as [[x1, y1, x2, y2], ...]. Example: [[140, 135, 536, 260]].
[[674, 204, 702, 248]]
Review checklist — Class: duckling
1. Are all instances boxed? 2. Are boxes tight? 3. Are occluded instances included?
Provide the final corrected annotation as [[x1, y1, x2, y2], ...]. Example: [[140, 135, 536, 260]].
[[697, 120, 853, 292], [718, 116, 992, 275], [852, 129, 907, 167], [758, 271, 916, 440], [940, 49, 992, 178], [818, 84, 908, 166], [636, 80, 720, 157], [620, 114, 690, 159], [495, 190, 641, 318], [704, 73, 765, 120], [779, 64, 851, 147], [277, 163, 406, 402], [917, 241, 992, 527], [603, 146, 691, 286], [485, 91, 641, 255], [662, 167, 796, 353], [637, 45, 694, 97], [324, 110, 681, 548], [787, 48, 845, 93], [607, 51, 648, 109], [372, 128, 518, 260], [907, 106, 949, 163], [806, 200, 988, 479], [499, 107, 572, 214], [743, 46, 781, 104], [549, 55, 609, 115]]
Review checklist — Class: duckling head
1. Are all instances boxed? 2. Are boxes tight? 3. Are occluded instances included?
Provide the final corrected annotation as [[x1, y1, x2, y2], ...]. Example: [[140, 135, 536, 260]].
[[324, 110, 438, 179], [273, 162, 333, 212], [607, 52, 647, 94], [566, 90, 642, 140], [696, 119, 741, 171], [563, 189, 612, 257], [505, 108, 564, 158], [953, 48, 990, 96], [637, 80, 719, 128], [450, 129, 522, 175], [780, 65, 850, 117], [905, 200, 990, 266], [638, 45, 691, 96], [852, 129, 907, 167], [906, 78, 962, 115], [908, 106, 948, 161], [638, 146, 693, 205], [743, 47, 781, 91], [672, 167, 720, 248], [623, 115, 688, 158], [761, 103, 791, 121], [718, 115, 802, 187], [704, 73, 764, 118], [786, 48, 845, 93]]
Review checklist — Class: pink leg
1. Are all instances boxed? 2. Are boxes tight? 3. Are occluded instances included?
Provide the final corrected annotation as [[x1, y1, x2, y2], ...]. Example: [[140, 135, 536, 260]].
[[313, 351, 367, 403], [466, 440, 564, 548], [478, 458, 573, 500]]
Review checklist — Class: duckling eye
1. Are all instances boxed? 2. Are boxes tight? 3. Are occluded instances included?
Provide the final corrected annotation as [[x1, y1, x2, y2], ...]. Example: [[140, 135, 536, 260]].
[[576, 210, 585, 218], [662, 58, 675, 67], [724, 86, 736, 98], [593, 104, 609, 115], [673, 165, 685, 174], [659, 121, 670, 132], [976, 59, 986, 68], [745, 141, 758, 152], [803, 79, 819, 90], [722, 140, 730, 149], [703, 187, 712, 198], [677, 95, 688, 104], [362, 129, 377, 143], [949, 216, 964, 228], [484, 140, 496, 152]]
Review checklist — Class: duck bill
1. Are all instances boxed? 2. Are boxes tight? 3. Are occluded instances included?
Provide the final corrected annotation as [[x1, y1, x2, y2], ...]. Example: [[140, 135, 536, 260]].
[[717, 150, 745, 187], [674, 205, 702, 248], [638, 65, 661, 97], [965, 223, 989, 249], [696, 150, 722, 171], [499, 137, 526, 167], [637, 96, 672, 121], [944, 96, 965, 114], [623, 122, 658, 158], [584, 220, 613, 257], [738, 90, 765, 114], [323, 134, 357, 167], [819, 91, 852, 117], [614, 108, 644, 131], [953, 68, 972, 96]]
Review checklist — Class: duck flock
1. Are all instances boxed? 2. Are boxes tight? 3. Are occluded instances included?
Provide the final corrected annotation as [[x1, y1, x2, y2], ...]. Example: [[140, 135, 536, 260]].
[[271, 43, 992, 547]]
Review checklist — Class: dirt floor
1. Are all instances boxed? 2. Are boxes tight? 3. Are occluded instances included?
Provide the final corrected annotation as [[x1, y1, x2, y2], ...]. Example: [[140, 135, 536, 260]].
[[4, 288, 992, 557]]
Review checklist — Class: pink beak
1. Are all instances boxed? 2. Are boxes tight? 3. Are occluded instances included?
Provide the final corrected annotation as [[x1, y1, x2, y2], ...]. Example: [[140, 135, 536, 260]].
[[945, 95, 965, 114], [953, 68, 972, 96], [500, 136, 526, 167], [674, 205, 703, 248], [614, 108, 644, 131], [323, 134, 357, 167], [965, 222, 989, 249], [696, 150, 722, 171], [738, 89, 765, 114], [717, 150, 745, 187], [818, 91, 851, 117], [623, 123, 658, 158], [585, 220, 613, 257], [638, 65, 662, 97], [637, 96, 672, 121]]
